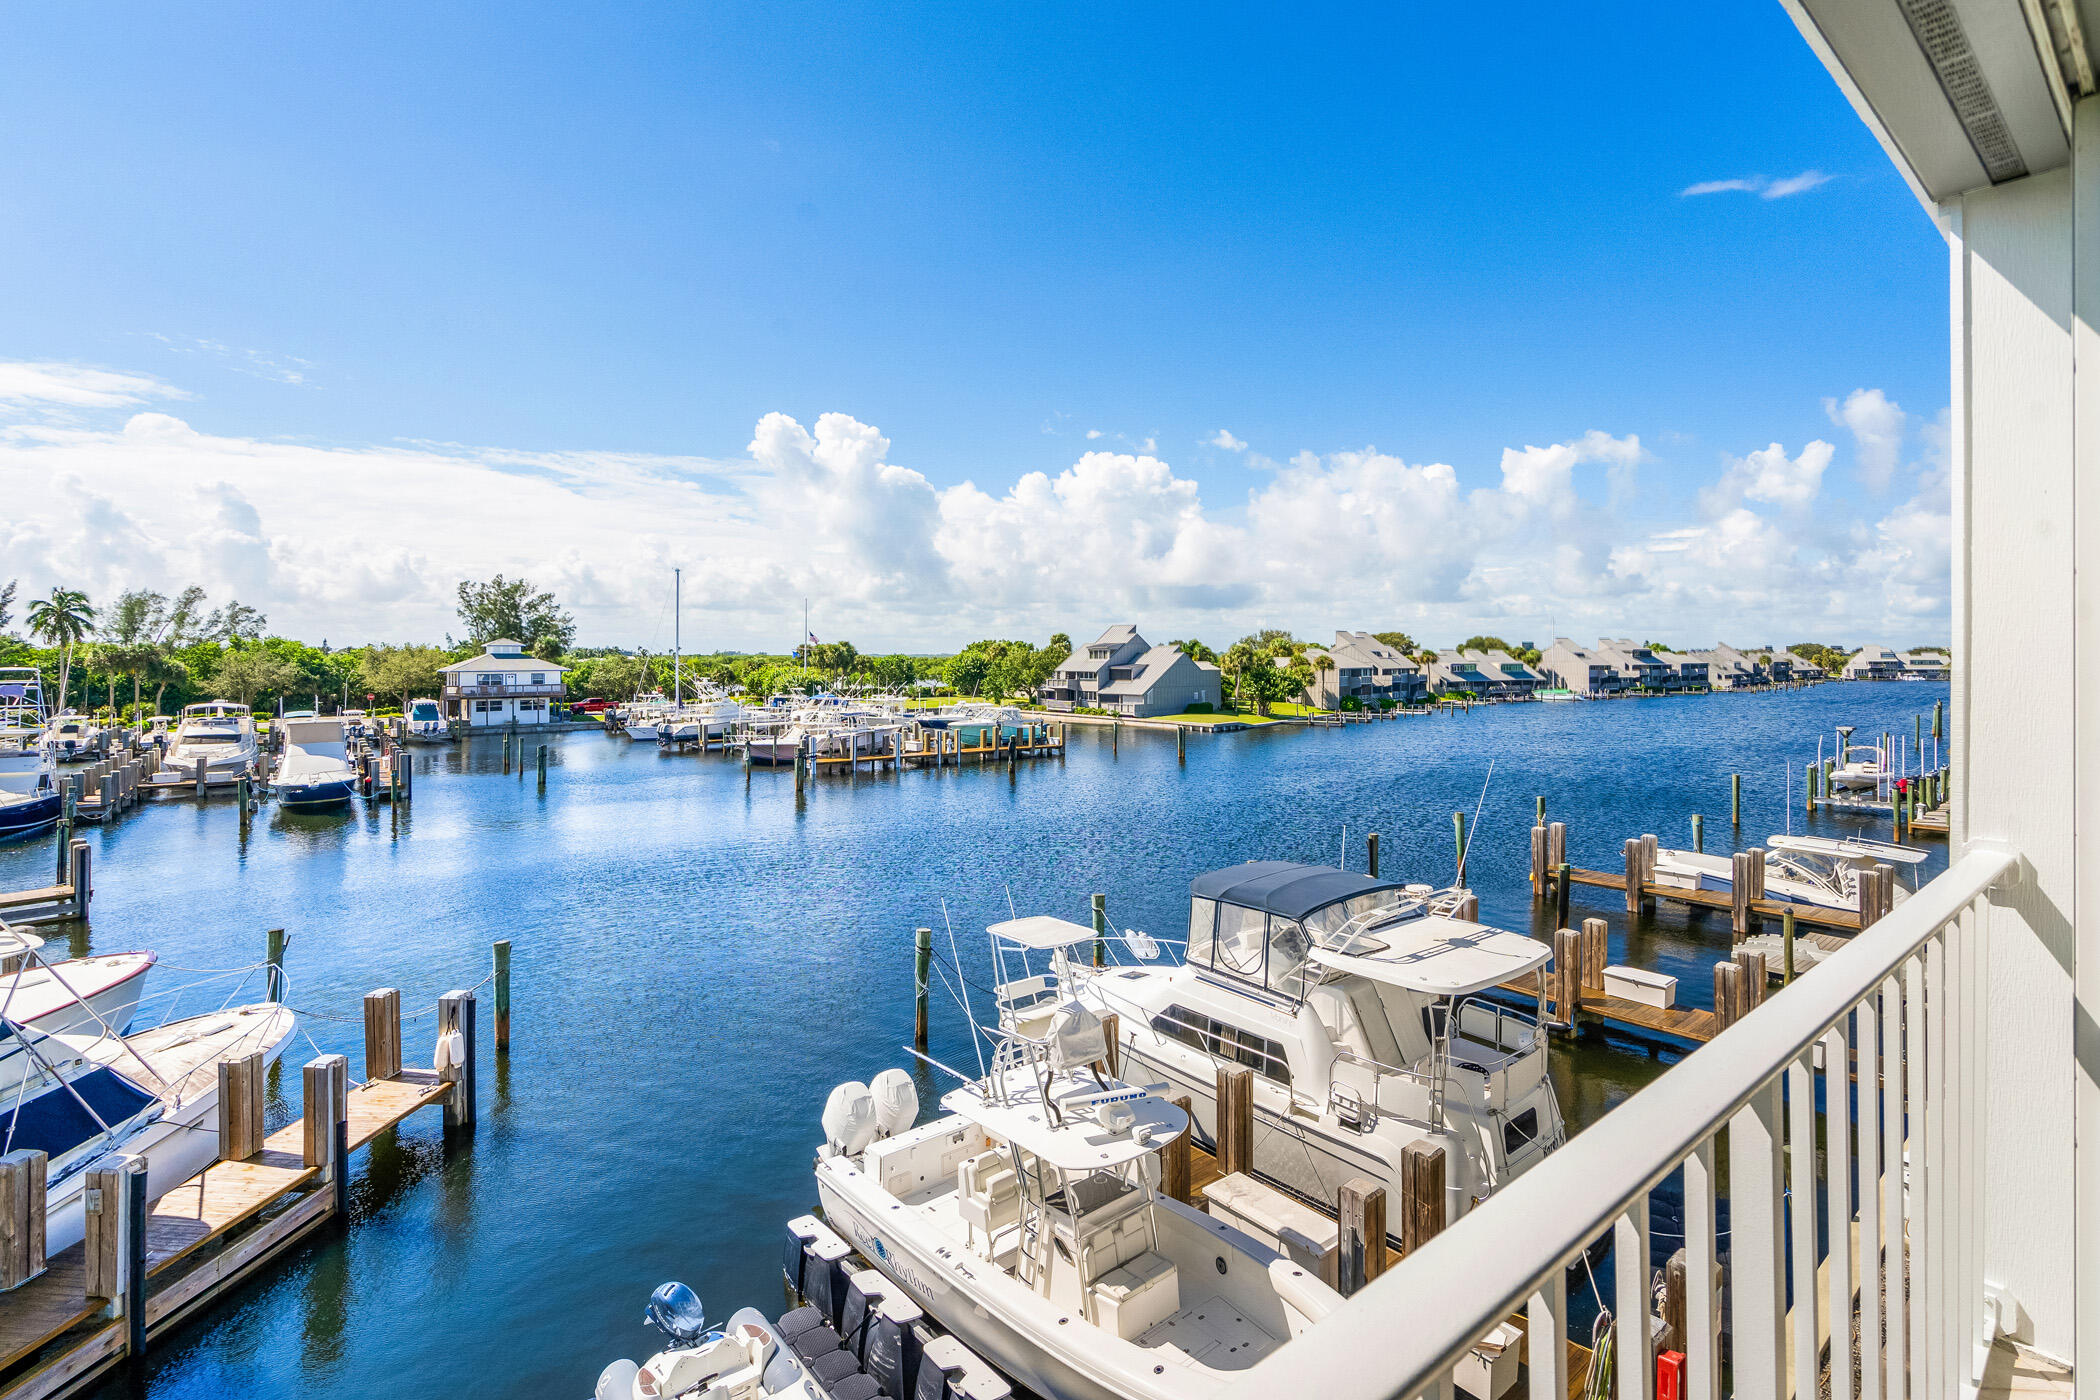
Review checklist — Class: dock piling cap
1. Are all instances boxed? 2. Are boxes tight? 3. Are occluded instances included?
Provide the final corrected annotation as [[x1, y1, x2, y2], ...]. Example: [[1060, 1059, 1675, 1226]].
[[987, 915, 1099, 949]]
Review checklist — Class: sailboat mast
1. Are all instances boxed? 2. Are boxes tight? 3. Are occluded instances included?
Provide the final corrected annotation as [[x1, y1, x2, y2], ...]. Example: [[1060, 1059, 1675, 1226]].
[[673, 567, 682, 706]]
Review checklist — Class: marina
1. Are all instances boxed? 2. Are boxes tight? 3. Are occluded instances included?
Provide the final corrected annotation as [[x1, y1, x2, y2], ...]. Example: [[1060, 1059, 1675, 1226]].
[[0, 679, 1947, 1399]]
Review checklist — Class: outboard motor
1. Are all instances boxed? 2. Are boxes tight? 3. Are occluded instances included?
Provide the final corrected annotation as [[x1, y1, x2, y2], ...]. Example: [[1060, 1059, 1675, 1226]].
[[869, 1068, 918, 1139], [645, 1282, 709, 1344]]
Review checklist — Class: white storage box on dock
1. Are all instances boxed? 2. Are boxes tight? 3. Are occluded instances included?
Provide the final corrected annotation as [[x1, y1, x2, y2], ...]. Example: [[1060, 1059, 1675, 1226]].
[[1453, 1320, 1522, 1400], [1200, 1171, 1340, 1282], [1602, 965, 1677, 1009]]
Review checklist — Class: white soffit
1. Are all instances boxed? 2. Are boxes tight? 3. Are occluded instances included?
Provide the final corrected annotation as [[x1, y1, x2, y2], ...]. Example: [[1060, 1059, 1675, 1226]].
[[1786, 0, 2083, 204]]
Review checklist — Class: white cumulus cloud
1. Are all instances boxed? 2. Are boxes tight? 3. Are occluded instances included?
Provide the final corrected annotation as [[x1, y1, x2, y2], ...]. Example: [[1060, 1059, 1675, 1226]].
[[1208, 429, 1247, 452], [1824, 387, 1906, 490]]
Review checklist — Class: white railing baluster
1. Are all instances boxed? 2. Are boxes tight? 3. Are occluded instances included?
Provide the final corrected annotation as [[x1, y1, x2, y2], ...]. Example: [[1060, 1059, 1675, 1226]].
[[1857, 990, 1884, 1400], [1789, 1053, 1821, 1400], [1882, 973, 1908, 1398], [1526, 1271, 1567, 1400], [1966, 894, 1990, 1385], [1926, 934, 1949, 1399], [1906, 952, 1929, 1399], [1685, 1137, 1719, 1400], [1616, 1195, 1652, 1400], [1827, 1017, 1855, 1400], [1732, 1081, 1790, 1400], [1207, 851, 2019, 1400]]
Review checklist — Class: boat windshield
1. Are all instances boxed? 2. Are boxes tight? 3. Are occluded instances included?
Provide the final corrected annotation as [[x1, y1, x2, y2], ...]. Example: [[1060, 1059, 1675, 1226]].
[[410, 702, 440, 721], [178, 733, 243, 745], [1303, 892, 1425, 953]]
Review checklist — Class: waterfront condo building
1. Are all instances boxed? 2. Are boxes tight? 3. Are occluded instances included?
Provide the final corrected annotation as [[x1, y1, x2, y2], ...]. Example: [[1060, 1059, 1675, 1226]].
[[438, 638, 569, 727]]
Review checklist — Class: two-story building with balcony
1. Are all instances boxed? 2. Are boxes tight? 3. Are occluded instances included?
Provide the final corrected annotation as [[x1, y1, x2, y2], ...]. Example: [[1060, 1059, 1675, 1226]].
[[439, 638, 569, 727], [1302, 631, 1427, 708]]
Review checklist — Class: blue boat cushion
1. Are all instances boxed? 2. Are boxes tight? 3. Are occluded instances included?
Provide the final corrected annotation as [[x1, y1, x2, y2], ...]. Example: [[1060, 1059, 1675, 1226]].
[[0, 1066, 156, 1162]]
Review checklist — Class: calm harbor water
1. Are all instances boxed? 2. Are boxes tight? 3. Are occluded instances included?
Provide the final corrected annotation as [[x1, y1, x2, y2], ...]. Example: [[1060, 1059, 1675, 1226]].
[[0, 682, 1947, 1399]]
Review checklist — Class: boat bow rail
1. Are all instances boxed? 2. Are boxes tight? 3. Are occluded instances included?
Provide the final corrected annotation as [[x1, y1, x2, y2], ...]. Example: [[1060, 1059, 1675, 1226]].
[[1217, 847, 2023, 1400]]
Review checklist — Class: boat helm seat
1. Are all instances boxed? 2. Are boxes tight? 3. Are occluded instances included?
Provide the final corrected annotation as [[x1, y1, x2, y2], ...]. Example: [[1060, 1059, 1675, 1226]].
[[958, 1151, 1020, 1250], [1091, 1250, 1181, 1340]]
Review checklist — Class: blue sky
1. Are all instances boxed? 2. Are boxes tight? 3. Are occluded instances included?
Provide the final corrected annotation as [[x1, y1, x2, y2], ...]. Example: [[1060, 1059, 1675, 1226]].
[[0, 4, 1952, 650]]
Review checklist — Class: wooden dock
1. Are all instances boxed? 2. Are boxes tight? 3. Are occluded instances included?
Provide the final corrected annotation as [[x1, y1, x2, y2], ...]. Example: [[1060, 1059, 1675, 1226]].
[[0, 843, 90, 926], [0, 987, 480, 1400]]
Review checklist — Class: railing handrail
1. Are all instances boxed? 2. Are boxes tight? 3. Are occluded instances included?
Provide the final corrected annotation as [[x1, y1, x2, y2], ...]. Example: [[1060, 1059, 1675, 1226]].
[[1219, 845, 2020, 1400]]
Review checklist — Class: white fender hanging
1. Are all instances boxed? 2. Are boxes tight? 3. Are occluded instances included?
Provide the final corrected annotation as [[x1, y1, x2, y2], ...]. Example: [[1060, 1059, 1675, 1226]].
[[433, 1029, 465, 1072]]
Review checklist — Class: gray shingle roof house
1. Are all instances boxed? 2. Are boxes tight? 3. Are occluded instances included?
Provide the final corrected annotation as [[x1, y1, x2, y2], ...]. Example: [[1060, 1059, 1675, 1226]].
[[1301, 632, 1426, 709], [1537, 638, 1625, 696], [1843, 644, 1908, 680], [1769, 647, 1823, 680], [1468, 648, 1547, 697], [439, 639, 569, 727], [1594, 639, 1683, 691], [1682, 644, 1763, 689], [1039, 626, 1221, 716], [1424, 650, 1491, 697]]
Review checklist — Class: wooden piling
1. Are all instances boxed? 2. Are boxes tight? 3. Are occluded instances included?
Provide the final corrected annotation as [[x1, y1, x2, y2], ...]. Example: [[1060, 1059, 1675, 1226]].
[[363, 988, 402, 1081], [1639, 834, 1658, 913], [1367, 831, 1380, 878], [1552, 927, 1580, 1027], [1091, 893, 1107, 968], [1662, 1248, 1688, 1353], [438, 990, 477, 1130], [1730, 852, 1752, 938], [1216, 1066, 1252, 1176], [1547, 820, 1566, 872], [1452, 811, 1467, 886], [1581, 917, 1608, 993], [1691, 812, 1704, 852], [68, 840, 90, 922], [1399, 1142, 1445, 1256], [84, 1154, 146, 1357], [1781, 907, 1797, 984], [1730, 772, 1741, 826], [1733, 950, 1767, 1011], [1163, 1096, 1193, 1203], [1529, 824, 1547, 894], [536, 744, 547, 793], [192, 757, 206, 798], [217, 1051, 266, 1161], [266, 927, 285, 1003], [501, 734, 510, 774], [1934, 698, 1943, 741], [912, 927, 933, 1050], [1713, 961, 1742, 1032], [0, 1151, 47, 1290], [1111, 719, 1119, 756], [494, 939, 512, 1052], [1624, 838, 1644, 916], [1555, 860, 1572, 931], [1336, 1177, 1387, 1295]]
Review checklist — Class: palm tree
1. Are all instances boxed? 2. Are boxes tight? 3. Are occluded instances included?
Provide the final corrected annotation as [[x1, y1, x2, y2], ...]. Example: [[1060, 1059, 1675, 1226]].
[[26, 588, 95, 713]]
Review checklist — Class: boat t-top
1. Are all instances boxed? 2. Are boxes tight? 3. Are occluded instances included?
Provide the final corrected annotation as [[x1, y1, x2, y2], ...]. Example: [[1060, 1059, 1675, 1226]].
[[0, 671, 60, 843], [151, 700, 258, 786], [403, 697, 448, 744], [1034, 863, 1565, 1226], [816, 1029, 1347, 1400]]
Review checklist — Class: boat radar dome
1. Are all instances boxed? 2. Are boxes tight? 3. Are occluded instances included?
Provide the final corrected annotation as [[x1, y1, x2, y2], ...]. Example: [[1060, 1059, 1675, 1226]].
[[823, 1081, 878, 1156], [1047, 1001, 1108, 1072], [869, 1068, 918, 1138]]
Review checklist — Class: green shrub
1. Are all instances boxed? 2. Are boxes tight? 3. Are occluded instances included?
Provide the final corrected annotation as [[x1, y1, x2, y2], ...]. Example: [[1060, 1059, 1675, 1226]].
[[1183, 701, 1214, 714], [1338, 697, 1362, 712]]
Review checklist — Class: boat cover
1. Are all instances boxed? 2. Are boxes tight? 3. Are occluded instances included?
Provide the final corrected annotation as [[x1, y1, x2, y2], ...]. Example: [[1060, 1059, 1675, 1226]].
[[1307, 919, 1550, 996], [1187, 862, 1405, 921]]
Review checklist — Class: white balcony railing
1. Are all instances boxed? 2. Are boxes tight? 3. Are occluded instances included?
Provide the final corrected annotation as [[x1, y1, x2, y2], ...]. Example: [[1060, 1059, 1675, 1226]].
[[1222, 846, 2022, 1400]]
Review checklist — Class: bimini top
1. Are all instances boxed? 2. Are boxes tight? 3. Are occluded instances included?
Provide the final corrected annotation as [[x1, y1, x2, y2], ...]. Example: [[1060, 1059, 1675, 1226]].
[[943, 1066, 1188, 1172], [1189, 862, 1405, 921], [988, 915, 1098, 950], [1308, 918, 1550, 997]]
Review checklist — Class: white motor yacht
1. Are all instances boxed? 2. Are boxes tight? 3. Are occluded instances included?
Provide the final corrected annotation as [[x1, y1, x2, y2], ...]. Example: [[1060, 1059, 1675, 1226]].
[[150, 700, 258, 786], [816, 1042, 1347, 1400], [1038, 863, 1565, 1225], [1830, 742, 1890, 791], [403, 697, 448, 743], [0, 926, 155, 1061], [0, 672, 60, 843], [42, 711, 103, 763]]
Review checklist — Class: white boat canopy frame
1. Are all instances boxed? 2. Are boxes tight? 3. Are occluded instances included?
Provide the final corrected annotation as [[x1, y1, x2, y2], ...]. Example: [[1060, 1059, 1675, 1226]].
[[941, 1070, 1189, 1173], [1765, 833, 1928, 865], [988, 916, 1099, 950]]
